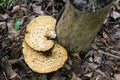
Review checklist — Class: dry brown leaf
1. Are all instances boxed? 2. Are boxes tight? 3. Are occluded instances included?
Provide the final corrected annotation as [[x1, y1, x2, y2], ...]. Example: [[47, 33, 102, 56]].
[[64, 64, 71, 70], [111, 11, 120, 19], [1, 58, 20, 79], [113, 31, 120, 39], [102, 32, 110, 42], [0, 14, 9, 19], [32, 4, 44, 14], [7, 20, 19, 37], [85, 73, 93, 77], [11, 5, 20, 13], [71, 53, 80, 59], [114, 74, 120, 80], [71, 72, 77, 80]]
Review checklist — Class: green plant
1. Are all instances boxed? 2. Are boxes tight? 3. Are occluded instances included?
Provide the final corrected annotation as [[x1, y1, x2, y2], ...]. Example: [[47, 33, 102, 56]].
[[8, 0, 13, 5], [0, 0, 5, 7], [0, 0, 13, 7]]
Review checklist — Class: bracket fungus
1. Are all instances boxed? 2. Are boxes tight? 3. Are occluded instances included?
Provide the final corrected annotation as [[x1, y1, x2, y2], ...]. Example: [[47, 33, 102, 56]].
[[25, 16, 56, 51], [22, 16, 68, 73]]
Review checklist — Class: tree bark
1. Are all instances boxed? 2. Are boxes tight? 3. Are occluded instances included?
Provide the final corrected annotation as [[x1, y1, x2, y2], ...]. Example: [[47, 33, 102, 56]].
[[56, 0, 112, 53]]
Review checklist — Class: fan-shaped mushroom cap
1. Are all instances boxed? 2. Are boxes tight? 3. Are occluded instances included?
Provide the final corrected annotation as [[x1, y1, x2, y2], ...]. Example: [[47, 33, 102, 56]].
[[22, 41, 67, 73], [25, 16, 56, 51]]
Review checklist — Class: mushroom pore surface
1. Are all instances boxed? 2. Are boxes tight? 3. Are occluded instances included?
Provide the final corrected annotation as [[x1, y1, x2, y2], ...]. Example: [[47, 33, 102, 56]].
[[22, 41, 68, 73], [25, 16, 56, 51]]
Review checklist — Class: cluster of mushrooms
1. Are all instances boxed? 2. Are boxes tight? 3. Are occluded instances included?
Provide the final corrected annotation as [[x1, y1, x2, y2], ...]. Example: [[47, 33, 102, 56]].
[[22, 16, 68, 73]]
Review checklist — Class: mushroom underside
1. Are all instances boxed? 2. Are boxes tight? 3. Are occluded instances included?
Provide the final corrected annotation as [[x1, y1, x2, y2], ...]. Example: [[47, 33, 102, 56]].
[[22, 41, 67, 73]]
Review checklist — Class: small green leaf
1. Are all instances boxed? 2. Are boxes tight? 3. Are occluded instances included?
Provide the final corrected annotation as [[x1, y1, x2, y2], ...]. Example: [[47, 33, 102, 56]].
[[14, 19, 21, 30], [8, 0, 13, 5], [0, 3, 4, 7], [0, 0, 13, 7], [0, 0, 5, 7]]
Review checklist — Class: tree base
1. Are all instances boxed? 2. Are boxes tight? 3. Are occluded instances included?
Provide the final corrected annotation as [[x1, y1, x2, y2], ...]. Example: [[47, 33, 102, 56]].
[[56, 0, 112, 53]]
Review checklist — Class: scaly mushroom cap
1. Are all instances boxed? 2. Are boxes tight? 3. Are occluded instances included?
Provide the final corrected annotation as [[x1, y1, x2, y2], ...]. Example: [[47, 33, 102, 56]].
[[22, 41, 67, 73], [25, 16, 56, 51]]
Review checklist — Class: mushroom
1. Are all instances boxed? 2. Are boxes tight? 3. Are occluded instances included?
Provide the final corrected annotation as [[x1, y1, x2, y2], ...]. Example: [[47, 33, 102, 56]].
[[22, 41, 67, 73], [25, 16, 56, 51], [23, 15, 68, 73]]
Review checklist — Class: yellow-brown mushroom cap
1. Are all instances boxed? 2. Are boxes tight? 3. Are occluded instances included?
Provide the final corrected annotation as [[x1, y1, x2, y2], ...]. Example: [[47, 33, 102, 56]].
[[22, 41, 68, 73], [25, 16, 56, 51]]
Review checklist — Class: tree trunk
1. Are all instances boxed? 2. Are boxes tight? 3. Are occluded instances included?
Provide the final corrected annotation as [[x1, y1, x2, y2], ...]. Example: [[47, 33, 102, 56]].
[[56, 0, 113, 53]]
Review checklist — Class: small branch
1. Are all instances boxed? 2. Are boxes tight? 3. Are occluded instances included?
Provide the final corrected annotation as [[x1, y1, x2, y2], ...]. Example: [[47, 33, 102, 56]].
[[44, 1, 52, 13], [3, 71, 8, 80], [98, 50, 120, 59], [8, 56, 23, 64]]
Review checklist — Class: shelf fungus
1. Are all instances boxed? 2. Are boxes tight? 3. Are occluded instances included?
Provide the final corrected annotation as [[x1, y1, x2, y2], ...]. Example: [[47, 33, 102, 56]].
[[22, 16, 68, 73], [25, 16, 56, 51]]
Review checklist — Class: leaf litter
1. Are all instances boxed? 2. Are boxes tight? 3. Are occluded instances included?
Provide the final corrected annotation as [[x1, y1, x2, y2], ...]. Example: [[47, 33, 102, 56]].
[[0, 0, 120, 80]]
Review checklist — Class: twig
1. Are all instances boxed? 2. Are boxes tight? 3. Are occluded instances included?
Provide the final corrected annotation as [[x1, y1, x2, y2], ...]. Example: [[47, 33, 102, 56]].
[[44, 1, 52, 13], [0, 15, 6, 21], [8, 56, 23, 64], [3, 71, 8, 80], [52, 0, 55, 17], [98, 50, 120, 59], [111, 50, 119, 54], [0, 47, 11, 60]]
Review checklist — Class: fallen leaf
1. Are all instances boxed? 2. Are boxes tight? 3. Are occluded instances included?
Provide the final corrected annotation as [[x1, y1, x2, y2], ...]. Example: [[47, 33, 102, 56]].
[[113, 31, 120, 39], [95, 69, 106, 78], [11, 5, 20, 13], [37, 74, 47, 80], [1, 57, 19, 79], [71, 72, 77, 80], [32, 4, 44, 14], [71, 57, 81, 76], [64, 63, 71, 70], [114, 0, 120, 10], [85, 73, 93, 77], [7, 20, 18, 37], [0, 22, 6, 27], [94, 56, 102, 64], [111, 11, 120, 19], [102, 32, 110, 42], [32, 0, 43, 3], [0, 13, 9, 19], [91, 44, 98, 49], [114, 74, 120, 80], [71, 53, 80, 59]]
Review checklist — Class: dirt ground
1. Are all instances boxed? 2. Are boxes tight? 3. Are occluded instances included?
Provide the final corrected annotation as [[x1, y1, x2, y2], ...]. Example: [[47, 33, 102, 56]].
[[0, 0, 120, 80]]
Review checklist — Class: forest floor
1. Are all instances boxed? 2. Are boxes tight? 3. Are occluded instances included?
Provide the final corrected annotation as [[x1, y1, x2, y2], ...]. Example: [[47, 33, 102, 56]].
[[0, 0, 120, 80]]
